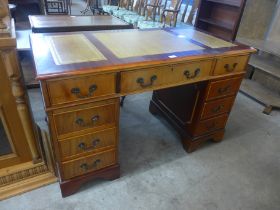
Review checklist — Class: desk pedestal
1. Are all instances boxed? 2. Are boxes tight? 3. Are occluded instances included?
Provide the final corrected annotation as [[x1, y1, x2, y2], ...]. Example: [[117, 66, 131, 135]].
[[150, 75, 243, 152]]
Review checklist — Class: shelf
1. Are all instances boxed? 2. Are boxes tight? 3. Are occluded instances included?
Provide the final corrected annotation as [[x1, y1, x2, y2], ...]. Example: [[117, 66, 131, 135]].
[[240, 79, 280, 114], [198, 17, 234, 30], [237, 37, 280, 57], [206, 0, 242, 7], [249, 54, 280, 79]]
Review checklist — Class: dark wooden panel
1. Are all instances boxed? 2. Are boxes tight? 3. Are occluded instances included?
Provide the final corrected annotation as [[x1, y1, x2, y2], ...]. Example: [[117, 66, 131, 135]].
[[195, 0, 247, 41], [152, 82, 207, 125]]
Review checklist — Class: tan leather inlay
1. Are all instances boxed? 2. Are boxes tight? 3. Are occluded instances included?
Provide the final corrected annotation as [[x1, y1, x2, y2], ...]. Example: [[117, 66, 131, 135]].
[[174, 28, 236, 48], [47, 34, 106, 65], [93, 30, 203, 58]]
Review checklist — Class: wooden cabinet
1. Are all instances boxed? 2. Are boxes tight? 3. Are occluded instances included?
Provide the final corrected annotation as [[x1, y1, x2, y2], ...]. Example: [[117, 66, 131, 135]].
[[45, 81, 120, 196], [0, 13, 55, 200], [195, 0, 247, 40]]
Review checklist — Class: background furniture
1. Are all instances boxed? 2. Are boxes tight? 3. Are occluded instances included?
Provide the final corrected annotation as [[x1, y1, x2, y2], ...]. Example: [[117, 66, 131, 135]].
[[44, 0, 70, 14], [237, 0, 280, 114], [195, 0, 247, 40], [29, 15, 133, 33], [0, 0, 55, 200], [30, 28, 255, 197], [8, 0, 42, 21]]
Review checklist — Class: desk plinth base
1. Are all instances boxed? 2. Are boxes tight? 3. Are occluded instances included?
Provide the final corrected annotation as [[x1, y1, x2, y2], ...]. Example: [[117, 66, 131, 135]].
[[181, 129, 225, 153], [60, 164, 120, 197], [149, 99, 225, 153]]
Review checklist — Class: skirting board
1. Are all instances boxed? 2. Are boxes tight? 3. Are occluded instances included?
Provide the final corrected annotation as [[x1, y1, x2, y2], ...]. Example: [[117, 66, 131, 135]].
[[0, 172, 57, 200]]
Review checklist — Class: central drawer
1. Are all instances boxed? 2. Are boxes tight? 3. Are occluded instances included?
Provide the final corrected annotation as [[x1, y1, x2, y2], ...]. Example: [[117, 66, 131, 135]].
[[53, 99, 118, 139], [120, 60, 213, 94], [61, 149, 117, 180]]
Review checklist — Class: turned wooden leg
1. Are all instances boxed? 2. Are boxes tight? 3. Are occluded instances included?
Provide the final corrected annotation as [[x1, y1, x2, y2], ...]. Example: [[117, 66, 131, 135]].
[[60, 164, 120, 197]]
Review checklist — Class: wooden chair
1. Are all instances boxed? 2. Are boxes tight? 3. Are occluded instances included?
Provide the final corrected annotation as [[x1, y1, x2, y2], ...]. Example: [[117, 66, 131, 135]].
[[144, 0, 163, 21], [176, 0, 200, 28], [112, 0, 134, 18], [102, 0, 119, 14], [80, 0, 93, 14], [186, 0, 199, 24], [122, 0, 146, 26], [161, 0, 183, 27], [137, 0, 183, 29]]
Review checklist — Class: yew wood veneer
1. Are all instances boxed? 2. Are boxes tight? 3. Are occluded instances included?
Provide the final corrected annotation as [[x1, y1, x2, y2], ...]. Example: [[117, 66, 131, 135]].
[[30, 28, 256, 197]]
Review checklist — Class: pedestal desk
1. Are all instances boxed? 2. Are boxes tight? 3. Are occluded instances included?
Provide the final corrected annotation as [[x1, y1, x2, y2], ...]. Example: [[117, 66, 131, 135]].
[[30, 28, 256, 197]]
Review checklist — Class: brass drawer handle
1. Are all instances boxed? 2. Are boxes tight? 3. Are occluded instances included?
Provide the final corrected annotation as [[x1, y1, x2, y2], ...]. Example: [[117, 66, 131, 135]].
[[184, 68, 200, 79], [75, 115, 100, 127], [136, 75, 157, 88], [78, 139, 100, 151], [224, 63, 238, 72], [218, 85, 231, 94], [71, 84, 97, 99], [212, 105, 224, 113], [80, 159, 101, 171]]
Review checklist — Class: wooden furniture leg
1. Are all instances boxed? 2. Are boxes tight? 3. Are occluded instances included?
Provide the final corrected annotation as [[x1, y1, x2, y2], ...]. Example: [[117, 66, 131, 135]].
[[60, 164, 120, 197], [181, 129, 225, 153]]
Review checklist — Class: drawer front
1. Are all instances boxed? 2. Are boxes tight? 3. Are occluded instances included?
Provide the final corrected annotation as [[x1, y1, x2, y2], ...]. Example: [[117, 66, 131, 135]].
[[206, 77, 242, 100], [61, 149, 117, 180], [201, 96, 235, 120], [54, 103, 117, 138], [194, 114, 228, 136], [59, 127, 117, 160], [47, 73, 116, 105], [213, 55, 249, 75], [120, 60, 213, 94]]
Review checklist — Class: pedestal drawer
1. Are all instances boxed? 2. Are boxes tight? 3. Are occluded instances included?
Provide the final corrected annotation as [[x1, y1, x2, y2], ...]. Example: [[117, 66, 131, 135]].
[[206, 77, 242, 101], [201, 96, 235, 120], [53, 100, 118, 139], [47, 73, 116, 106], [213, 55, 249, 75], [193, 114, 228, 136], [61, 149, 117, 180], [59, 127, 117, 161], [120, 60, 213, 94]]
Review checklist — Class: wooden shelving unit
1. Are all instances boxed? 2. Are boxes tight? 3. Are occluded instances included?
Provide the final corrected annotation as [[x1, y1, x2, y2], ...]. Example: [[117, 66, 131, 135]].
[[195, 0, 247, 41]]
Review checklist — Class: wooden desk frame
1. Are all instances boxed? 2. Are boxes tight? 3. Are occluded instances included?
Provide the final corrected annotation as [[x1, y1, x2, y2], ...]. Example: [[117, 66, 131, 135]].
[[30, 28, 256, 197]]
